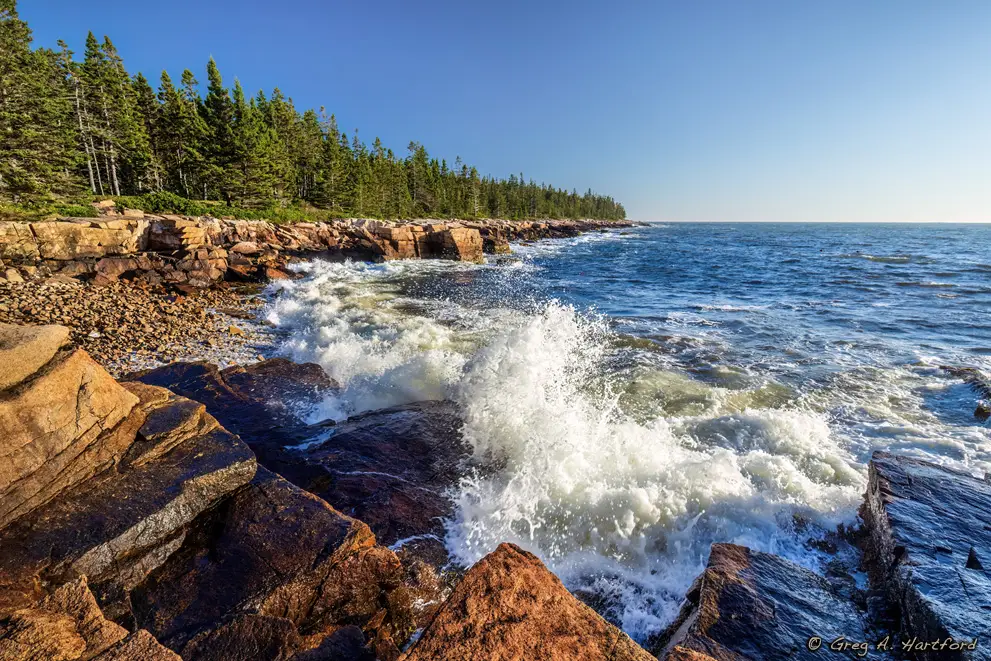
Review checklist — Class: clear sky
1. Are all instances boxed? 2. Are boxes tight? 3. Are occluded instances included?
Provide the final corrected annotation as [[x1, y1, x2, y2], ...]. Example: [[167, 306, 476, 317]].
[[21, 1, 991, 221]]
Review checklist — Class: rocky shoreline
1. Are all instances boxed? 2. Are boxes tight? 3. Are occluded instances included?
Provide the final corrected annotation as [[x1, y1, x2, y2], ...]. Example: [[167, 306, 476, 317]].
[[0, 206, 632, 288], [2, 214, 990, 660], [0, 278, 270, 376], [1, 325, 989, 660]]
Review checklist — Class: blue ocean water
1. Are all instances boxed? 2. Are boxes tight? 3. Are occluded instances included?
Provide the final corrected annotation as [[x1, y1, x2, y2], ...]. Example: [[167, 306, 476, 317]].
[[267, 222, 991, 639]]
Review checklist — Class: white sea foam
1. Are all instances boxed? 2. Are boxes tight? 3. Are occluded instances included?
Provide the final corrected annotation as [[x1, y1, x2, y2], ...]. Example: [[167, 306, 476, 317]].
[[263, 254, 990, 643], [264, 260, 495, 419], [445, 301, 863, 637]]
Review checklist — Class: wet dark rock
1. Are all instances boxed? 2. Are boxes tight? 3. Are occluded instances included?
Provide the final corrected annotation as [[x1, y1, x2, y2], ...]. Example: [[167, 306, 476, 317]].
[[290, 625, 373, 661], [653, 544, 869, 661], [269, 401, 466, 548], [179, 613, 302, 661], [92, 629, 181, 660], [130, 467, 414, 658], [131, 359, 336, 441], [132, 360, 467, 554], [861, 451, 991, 658]]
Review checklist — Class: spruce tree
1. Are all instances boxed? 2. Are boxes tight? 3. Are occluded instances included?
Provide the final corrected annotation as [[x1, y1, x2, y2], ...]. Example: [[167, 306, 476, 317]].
[[0, 1, 78, 202], [132, 72, 164, 191], [230, 79, 275, 206], [0, 3, 628, 220], [158, 70, 208, 197], [202, 58, 235, 201]]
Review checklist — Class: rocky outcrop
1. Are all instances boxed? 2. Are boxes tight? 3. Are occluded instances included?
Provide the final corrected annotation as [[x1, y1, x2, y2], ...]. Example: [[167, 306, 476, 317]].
[[0, 577, 178, 661], [861, 451, 990, 658], [130, 467, 415, 660], [653, 544, 869, 661], [131, 361, 467, 562], [0, 324, 429, 659], [400, 543, 655, 661], [0, 215, 629, 286]]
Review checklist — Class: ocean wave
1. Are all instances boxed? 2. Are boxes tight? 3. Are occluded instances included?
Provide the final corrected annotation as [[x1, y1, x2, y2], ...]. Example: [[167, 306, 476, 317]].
[[690, 303, 768, 313], [837, 253, 934, 264], [445, 302, 863, 639], [895, 281, 957, 288], [262, 240, 991, 643]]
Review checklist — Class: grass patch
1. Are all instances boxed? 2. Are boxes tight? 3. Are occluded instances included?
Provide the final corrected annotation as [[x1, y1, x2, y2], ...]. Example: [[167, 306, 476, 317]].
[[0, 201, 99, 222], [113, 192, 336, 224]]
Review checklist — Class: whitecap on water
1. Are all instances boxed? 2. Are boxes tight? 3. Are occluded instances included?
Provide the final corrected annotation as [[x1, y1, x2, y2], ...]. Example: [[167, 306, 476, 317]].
[[261, 255, 990, 644], [445, 301, 864, 638]]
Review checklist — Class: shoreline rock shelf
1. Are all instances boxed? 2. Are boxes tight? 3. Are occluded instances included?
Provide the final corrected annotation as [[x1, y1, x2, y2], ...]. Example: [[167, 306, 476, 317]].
[[0, 214, 632, 287], [2, 321, 991, 660]]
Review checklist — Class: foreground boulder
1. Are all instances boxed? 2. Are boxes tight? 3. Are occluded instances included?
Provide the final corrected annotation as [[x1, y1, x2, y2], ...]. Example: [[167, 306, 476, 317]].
[[133, 361, 468, 554], [0, 324, 424, 659], [0, 380, 256, 617], [653, 544, 869, 661], [0, 334, 139, 528], [400, 543, 655, 661], [130, 467, 415, 660], [862, 452, 990, 658], [0, 577, 178, 661]]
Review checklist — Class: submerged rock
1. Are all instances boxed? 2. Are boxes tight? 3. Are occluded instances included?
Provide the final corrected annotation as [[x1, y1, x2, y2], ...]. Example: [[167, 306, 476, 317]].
[[400, 543, 655, 661], [862, 451, 991, 657], [653, 544, 869, 660]]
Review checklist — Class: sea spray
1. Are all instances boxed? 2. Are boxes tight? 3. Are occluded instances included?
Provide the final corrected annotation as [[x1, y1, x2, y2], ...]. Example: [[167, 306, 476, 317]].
[[262, 223, 991, 642], [444, 301, 863, 638], [264, 260, 481, 419]]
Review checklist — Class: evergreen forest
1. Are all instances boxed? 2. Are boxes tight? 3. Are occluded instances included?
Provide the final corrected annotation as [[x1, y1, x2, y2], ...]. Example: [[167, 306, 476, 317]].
[[0, 1, 626, 221]]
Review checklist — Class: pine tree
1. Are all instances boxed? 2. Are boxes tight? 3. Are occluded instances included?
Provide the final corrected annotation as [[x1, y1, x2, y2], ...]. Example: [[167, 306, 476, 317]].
[[132, 72, 164, 191], [158, 70, 208, 197], [202, 57, 235, 201], [296, 109, 323, 202], [229, 79, 275, 206], [99, 36, 153, 193], [0, 1, 78, 202], [0, 3, 628, 220]]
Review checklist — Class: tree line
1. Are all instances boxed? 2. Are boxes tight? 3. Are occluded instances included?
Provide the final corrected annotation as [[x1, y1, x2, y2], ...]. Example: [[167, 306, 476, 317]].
[[0, 1, 626, 221]]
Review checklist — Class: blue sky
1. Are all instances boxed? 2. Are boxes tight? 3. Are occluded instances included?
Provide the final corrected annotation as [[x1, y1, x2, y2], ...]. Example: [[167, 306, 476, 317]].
[[23, 1, 991, 221]]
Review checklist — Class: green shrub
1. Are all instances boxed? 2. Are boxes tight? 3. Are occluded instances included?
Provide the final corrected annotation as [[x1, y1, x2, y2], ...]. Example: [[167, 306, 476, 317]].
[[111, 192, 336, 224], [53, 204, 99, 218]]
